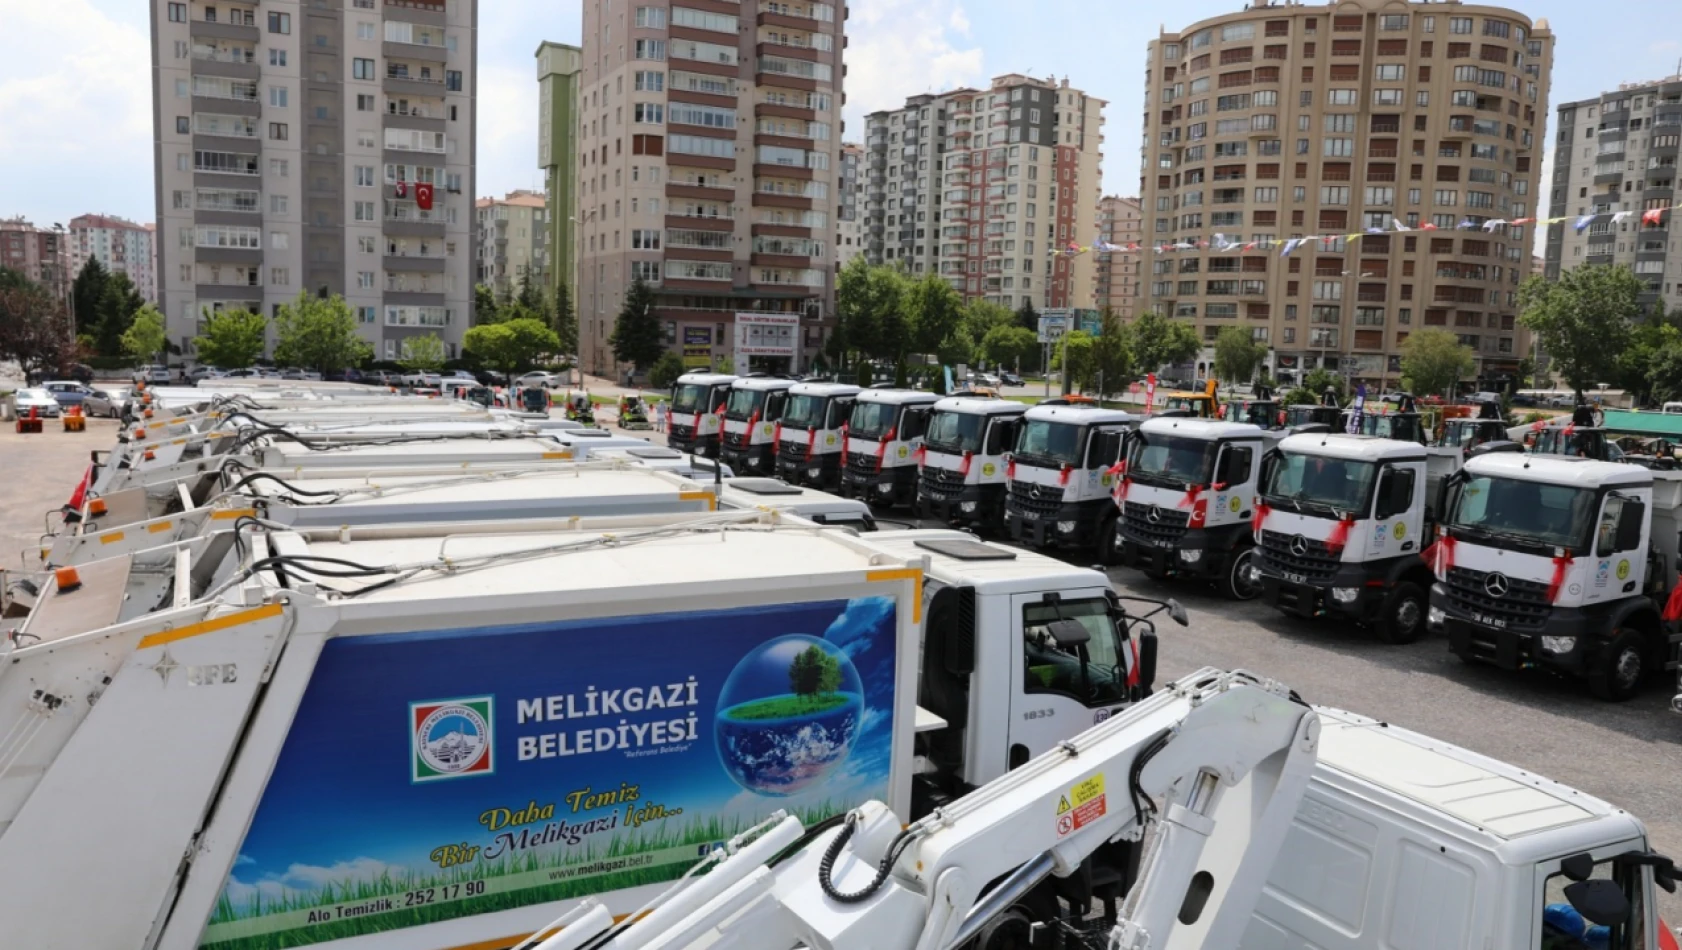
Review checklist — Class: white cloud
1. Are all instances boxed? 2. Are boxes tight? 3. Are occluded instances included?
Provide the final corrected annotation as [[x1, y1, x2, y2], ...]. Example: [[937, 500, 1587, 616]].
[[475, 62, 548, 200], [842, 0, 986, 140], [0, 0, 152, 224]]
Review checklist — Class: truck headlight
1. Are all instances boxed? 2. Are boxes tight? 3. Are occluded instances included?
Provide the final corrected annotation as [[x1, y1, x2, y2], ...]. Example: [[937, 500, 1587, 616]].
[[877, 483, 894, 495], [1331, 587, 1360, 604], [1057, 520, 1077, 534], [1179, 549, 1204, 564], [1540, 636, 1575, 655], [1428, 605, 1445, 626], [959, 501, 978, 513], [807, 467, 823, 480]]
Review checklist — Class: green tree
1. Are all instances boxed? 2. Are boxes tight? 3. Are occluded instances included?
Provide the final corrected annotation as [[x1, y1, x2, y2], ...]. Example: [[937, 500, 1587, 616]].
[[1053, 330, 1097, 392], [1613, 318, 1681, 406], [836, 258, 911, 363], [399, 333, 447, 374], [516, 270, 543, 312], [120, 304, 167, 364], [1518, 265, 1642, 401], [551, 280, 579, 354], [609, 278, 664, 372], [824, 311, 849, 370], [272, 291, 373, 374], [94, 271, 145, 359], [980, 325, 1039, 371], [1648, 343, 1682, 405], [1014, 298, 1039, 333], [1090, 309, 1133, 399], [193, 308, 268, 368], [0, 268, 73, 381], [1399, 327, 1476, 398], [787, 644, 841, 705], [1126, 311, 1201, 375], [1213, 326, 1267, 387], [1302, 367, 1347, 402], [905, 273, 964, 358], [649, 351, 686, 390], [463, 317, 561, 381], [473, 283, 500, 325], [70, 257, 108, 347]]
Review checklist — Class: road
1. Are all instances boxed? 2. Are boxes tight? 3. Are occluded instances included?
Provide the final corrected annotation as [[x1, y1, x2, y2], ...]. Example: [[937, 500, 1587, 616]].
[[5, 407, 1679, 928]]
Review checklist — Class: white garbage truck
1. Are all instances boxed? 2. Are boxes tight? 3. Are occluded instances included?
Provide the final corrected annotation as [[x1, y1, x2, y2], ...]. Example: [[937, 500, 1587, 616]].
[[1003, 403, 1134, 562], [666, 371, 737, 458], [1114, 416, 1269, 600], [718, 375, 797, 475], [773, 380, 859, 490], [1427, 452, 1682, 700], [838, 388, 938, 508], [914, 395, 1026, 531]]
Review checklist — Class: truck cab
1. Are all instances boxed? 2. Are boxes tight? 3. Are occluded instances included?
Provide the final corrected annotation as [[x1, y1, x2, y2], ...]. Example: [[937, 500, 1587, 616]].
[[1159, 379, 1219, 418], [1442, 416, 1511, 453], [1003, 404, 1134, 561], [773, 381, 859, 490], [718, 375, 796, 475], [1286, 403, 1343, 429], [1428, 453, 1682, 700], [916, 396, 1026, 530], [839, 388, 938, 508], [667, 371, 737, 457], [1117, 416, 1268, 599], [1252, 433, 1438, 643]]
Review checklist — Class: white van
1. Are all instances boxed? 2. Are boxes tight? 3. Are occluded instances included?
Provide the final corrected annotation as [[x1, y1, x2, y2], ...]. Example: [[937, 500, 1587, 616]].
[[1663, 401, 1682, 414]]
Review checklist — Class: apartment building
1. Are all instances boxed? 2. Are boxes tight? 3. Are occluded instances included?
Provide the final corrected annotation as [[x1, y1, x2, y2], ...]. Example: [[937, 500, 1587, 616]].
[[0, 218, 69, 298], [835, 142, 865, 270], [537, 41, 583, 300], [862, 74, 1107, 311], [1543, 75, 1682, 315], [575, 0, 843, 379], [151, 0, 477, 363], [67, 214, 159, 303], [475, 191, 550, 300], [1096, 195, 1143, 319], [1141, 0, 1552, 390]]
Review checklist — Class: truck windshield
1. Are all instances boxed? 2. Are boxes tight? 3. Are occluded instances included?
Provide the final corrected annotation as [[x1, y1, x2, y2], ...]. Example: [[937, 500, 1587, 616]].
[[1262, 453, 1378, 516], [924, 410, 985, 454], [849, 401, 898, 440], [1128, 433, 1214, 489], [671, 383, 713, 414], [1448, 475, 1596, 550], [1016, 420, 1085, 467], [781, 393, 827, 429], [1023, 598, 1129, 706], [725, 388, 767, 420]]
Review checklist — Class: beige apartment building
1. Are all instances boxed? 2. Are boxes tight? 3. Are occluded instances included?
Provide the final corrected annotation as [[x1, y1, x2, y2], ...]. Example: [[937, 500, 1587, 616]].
[[835, 142, 865, 272], [67, 214, 160, 303], [475, 190, 550, 301], [1096, 195, 1142, 319], [1141, 0, 1552, 390], [151, 0, 478, 364], [575, 0, 843, 378], [864, 74, 1106, 311], [0, 218, 69, 300]]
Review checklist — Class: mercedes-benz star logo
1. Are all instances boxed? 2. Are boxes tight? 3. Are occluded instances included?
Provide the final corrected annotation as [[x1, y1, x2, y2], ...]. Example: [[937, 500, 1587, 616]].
[[1484, 572, 1510, 598], [1031, 485, 1044, 498], [1289, 535, 1309, 557], [1146, 505, 1162, 524]]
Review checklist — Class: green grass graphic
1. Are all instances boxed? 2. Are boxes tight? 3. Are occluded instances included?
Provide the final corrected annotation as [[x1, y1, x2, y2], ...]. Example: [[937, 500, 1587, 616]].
[[723, 693, 851, 720], [200, 803, 849, 950]]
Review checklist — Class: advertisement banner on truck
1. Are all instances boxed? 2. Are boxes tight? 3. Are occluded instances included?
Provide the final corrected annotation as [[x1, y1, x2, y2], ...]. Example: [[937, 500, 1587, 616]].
[[199, 598, 899, 949]]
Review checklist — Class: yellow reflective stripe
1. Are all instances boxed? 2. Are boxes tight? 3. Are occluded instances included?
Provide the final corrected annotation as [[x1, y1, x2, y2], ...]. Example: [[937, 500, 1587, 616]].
[[148, 521, 173, 534], [212, 507, 257, 521], [98, 532, 126, 545], [137, 603, 283, 649], [679, 491, 718, 511], [541, 451, 573, 459], [866, 567, 925, 623]]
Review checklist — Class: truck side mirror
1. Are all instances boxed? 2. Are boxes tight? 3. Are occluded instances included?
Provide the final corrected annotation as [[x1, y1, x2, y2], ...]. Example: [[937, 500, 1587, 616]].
[[1564, 879, 1633, 928], [1137, 629, 1159, 691], [1047, 619, 1091, 647], [1616, 500, 1645, 551]]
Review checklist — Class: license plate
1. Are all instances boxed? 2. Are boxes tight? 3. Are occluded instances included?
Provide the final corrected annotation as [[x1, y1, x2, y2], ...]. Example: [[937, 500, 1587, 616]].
[[1284, 573, 1307, 585], [1021, 511, 1038, 520], [1472, 612, 1508, 629]]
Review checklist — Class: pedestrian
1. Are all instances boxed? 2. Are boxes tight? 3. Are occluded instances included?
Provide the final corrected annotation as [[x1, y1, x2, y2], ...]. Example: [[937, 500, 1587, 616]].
[[654, 400, 667, 433]]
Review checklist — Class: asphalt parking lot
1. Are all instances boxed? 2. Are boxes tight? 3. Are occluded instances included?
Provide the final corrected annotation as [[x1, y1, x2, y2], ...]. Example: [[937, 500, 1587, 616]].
[[5, 416, 1680, 927]]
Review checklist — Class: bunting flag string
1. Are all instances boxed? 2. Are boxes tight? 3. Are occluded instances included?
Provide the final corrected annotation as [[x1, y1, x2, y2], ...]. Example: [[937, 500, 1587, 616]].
[[1051, 207, 1673, 258]]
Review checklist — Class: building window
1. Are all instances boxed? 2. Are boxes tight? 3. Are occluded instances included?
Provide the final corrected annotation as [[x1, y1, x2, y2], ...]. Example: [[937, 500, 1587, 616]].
[[353, 58, 375, 81], [634, 70, 664, 91], [270, 267, 289, 286], [354, 165, 375, 186], [634, 39, 667, 61], [354, 200, 376, 221], [268, 86, 288, 107], [267, 11, 290, 34], [358, 236, 376, 253], [357, 21, 376, 40], [268, 49, 287, 67], [358, 306, 376, 324], [446, 71, 463, 91], [357, 94, 375, 111], [269, 194, 288, 214], [357, 271, 374, 288], [268, 122, 288, 140], [168, 2, 186, 21]]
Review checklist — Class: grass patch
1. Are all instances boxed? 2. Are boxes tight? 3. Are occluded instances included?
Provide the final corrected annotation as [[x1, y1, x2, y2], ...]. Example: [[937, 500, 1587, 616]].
[[724, 693, 851, 720]]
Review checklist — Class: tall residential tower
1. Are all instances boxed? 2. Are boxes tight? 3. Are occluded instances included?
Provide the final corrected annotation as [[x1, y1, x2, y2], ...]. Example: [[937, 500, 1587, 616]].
[[537, 41, 583, 304]]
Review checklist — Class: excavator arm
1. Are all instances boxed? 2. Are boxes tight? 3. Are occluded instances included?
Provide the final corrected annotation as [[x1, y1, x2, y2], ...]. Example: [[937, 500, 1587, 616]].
[[547, 668, 1319, 950]]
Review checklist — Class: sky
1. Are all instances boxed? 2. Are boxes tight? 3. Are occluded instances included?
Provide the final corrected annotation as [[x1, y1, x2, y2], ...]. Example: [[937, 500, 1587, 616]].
[[2, 0, 1680, 235]]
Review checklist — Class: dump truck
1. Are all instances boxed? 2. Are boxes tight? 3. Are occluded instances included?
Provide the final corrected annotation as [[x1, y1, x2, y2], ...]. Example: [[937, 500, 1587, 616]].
[[914, 395, 1025, 530]]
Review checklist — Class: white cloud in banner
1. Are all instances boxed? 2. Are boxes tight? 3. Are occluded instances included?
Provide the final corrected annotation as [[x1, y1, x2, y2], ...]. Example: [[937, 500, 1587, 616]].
[[843, 0, 986, 141], [223, 856, 407, 907]]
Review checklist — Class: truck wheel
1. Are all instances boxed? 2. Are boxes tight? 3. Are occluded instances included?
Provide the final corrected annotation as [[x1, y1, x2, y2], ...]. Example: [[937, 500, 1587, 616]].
[[1219, 546, 1262, 600], [1588, 629, 1646, 702], [1375, 582, 1427, 644], [1095, 516, 1120, 567]]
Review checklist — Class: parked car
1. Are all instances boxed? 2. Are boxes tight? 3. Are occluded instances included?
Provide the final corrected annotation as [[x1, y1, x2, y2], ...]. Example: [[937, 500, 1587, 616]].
[[42, 380, 96, 410], [8, 388, 62, 419], [188, 365, 227, 385], [132, 364, 171, 385], [999, 371, 1023, 387], [400, 370, 443, 387], [1510, 394, 1538, 408], [222, 368, 261, 379], [64, 363, 94, 385], [367, 370, 399, 386], [83, 387, 135, 419], [516, 371, 560, 389]]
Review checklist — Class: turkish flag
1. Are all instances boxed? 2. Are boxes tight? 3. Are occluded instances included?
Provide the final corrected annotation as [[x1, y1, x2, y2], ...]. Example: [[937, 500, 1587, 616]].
[[395, 180, 408, 198], [415, 182, 435, 210]]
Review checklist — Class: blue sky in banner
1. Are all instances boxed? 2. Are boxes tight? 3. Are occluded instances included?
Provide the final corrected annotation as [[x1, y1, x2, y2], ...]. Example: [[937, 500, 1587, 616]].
[[3, 0, 1679, 239]]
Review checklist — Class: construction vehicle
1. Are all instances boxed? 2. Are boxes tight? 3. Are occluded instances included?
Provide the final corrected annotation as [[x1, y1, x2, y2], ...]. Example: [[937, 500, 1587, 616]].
[[1003, 403, 1134, 561], [915, 395, 1026, 530], [1220, 384, 1286, 430], [1284, 387, 1343, 429], [1157, 378, 1220, 418], [719, 375, 797, 475], [562, 390, 598, 425], [667, 371, 737, 458], [773, 381, 860, 490], [838, 388, 938, 508], [1115, 416, 1268, 599], [1427, 451, 1682, 700], [1438, 392, 1509, 452], [617, 394, 652, 430], [1250, 432, 1442, 642], [1529, 406, 1626, 462]]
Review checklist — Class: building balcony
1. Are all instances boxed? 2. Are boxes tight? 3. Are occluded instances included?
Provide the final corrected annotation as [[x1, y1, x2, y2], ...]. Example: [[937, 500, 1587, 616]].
[[662, 245, 733, 263], [752, 192, 814, 210], [384, 111, 446, 134], [192, 131, 262, 152], [383, 217, 446, 238], [753, 101, 813, 122], [751, 223, 812, 238], [195, 282, 263, 302], [191, 57, 260, 82], [666, 182, 735, 203], [757, 8, 834, 31], [192, 94, 260, 118], [384, 290, 448, 307], [751, 252, 818, 268], [757, 42, 823, 64], [193, 246, 262, 265], [384, 41, 450, 64], [384, 254, 447, 274], [665, 214, 735, 232], [189, 19, 259, 43], [383, 72, 449, 98], [752, 161, 813, 181]]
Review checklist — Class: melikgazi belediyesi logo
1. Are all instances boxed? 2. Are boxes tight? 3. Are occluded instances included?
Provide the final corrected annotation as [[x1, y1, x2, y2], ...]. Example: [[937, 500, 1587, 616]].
[[411, 697, 494, 782]]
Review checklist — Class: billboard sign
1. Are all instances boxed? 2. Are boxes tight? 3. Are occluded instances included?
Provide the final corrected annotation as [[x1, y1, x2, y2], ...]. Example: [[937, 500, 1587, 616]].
[[199, 598, 899, 948], [1037, 313, 1071, 344]]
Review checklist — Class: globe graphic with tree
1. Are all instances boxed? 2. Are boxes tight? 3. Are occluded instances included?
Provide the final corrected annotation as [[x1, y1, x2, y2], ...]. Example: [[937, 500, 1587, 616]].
[[714, 634, 864, 796]]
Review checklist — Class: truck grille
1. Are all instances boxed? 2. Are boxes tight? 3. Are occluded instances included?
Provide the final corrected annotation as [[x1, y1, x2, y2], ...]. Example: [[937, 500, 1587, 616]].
[[920, 466, 967, 500], [1443, 567, 1551, 631], [670, 423, 696, 441], [723, 428, 751, 449], [779, 439, 809, 458], [847, 451, 879, 477], [1007, 480, 1063, 518], [1259, 529, 1342, 583], [1122, 501, 1189, 547]]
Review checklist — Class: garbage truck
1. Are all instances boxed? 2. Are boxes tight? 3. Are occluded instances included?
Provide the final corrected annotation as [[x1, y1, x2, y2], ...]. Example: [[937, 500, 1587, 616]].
[[667, 371, 737, 458], [718, 375, 797, 475], [914, 395, 1025, 530], [773, 381, 859, 490], [838, 388, 938, 508], [1002, 402, 1135, 561], [1427, 451, 1682, 700]]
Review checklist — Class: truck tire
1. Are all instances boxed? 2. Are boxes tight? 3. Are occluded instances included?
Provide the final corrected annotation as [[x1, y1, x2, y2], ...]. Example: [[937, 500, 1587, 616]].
[[1218, 545, 1262, 601], [1588, 628, 1646, 702], [1095, 515, 1120, 567], [1375, 581, 1427, 644]]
